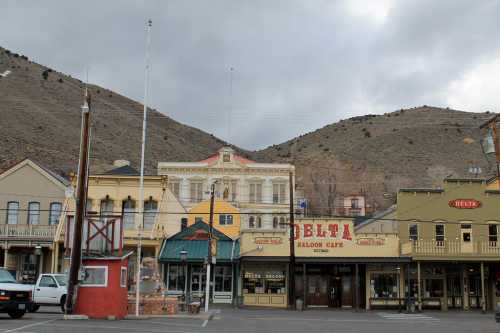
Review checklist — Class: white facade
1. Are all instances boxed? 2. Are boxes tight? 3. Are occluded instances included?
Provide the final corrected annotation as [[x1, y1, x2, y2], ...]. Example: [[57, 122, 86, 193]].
[[157, 147, 295, 231]]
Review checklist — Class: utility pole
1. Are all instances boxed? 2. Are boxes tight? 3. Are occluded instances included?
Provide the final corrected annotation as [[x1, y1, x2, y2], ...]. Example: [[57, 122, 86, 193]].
[[205, 182, 216, 313], [480, 115, 500, 179], [288, 171, 296, 309], [136, 19, 153, 317], [65, 90, 92, 314]]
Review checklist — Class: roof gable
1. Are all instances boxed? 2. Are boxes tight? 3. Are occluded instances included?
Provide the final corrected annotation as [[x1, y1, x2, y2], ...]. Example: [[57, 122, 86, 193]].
[[0, 158, 69, 189], [169, 220, 232, 241]]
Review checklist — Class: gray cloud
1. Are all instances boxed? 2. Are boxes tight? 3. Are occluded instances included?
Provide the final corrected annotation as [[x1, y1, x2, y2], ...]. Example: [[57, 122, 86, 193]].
[[2, 0, 500, 150]]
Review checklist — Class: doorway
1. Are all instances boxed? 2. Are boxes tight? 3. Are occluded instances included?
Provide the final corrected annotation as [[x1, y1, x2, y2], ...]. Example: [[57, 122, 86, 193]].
[[307, 275, 329, 306], [460, 224, 473, 253]]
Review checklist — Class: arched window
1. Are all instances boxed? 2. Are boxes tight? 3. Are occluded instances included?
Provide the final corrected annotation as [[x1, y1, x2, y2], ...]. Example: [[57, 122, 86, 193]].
[[100, 198, 114, 217], [143, 198, 158, 230], [49, 202, 62, 225], [249, 216, 255, 229], [122, 198, 136, 230], [27, 202, 40, 225], [6, 201, 19, 225], [273, 217, 279, 229], [256, 216, 262, 228], [279, 217, 286, 229]]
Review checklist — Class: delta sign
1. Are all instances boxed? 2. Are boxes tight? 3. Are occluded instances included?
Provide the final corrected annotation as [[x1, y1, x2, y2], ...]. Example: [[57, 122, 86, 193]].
[[293, 219, 399, 258]]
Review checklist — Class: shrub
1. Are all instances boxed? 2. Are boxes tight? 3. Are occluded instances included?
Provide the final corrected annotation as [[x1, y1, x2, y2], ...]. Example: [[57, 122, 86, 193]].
[[364, 131, 371, 138], [58, 78, 63, 83], [42, 70, 49, 80]]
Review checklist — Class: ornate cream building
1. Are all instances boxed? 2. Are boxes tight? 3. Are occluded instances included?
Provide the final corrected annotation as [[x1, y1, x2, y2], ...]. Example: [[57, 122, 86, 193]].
[[157, 147, 295, 231]]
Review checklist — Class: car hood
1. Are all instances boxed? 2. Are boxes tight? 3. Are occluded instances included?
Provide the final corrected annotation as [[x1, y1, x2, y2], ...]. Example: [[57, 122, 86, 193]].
[[0, 283, 33, 292]]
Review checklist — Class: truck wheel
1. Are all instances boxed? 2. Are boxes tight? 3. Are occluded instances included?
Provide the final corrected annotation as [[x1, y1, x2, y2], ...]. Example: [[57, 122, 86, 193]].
[[8, 310, 26, 319], [30, 305, 40, 313], [60, 295, 66, 313]]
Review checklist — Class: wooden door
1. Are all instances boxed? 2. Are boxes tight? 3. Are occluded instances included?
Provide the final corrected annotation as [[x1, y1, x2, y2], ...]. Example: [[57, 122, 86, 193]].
[[341, 275, 353, 307], [307, 275, 329, 306]]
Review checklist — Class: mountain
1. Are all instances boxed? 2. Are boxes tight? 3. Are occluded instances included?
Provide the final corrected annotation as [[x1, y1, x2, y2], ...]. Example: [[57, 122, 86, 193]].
[[0, 46, 240, 177], [1, 46, 497, 216], [255, 106, 497, 215]]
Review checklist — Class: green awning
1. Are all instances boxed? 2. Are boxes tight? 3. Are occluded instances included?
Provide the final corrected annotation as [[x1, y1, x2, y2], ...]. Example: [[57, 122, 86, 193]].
[[159, 239, 239, 263]]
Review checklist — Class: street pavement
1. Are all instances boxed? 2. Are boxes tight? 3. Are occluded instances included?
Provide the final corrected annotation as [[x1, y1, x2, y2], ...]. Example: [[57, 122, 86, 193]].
[[0, 306, 498, 333]]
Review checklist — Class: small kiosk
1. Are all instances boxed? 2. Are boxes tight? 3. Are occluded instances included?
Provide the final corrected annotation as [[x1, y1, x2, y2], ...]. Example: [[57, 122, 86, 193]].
[[66, 215, 130, 319]]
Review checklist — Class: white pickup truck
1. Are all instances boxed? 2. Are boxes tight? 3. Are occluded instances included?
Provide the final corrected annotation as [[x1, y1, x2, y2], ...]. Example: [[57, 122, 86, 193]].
[[0, 267, 33, 319], [30, 273, 67, 313]]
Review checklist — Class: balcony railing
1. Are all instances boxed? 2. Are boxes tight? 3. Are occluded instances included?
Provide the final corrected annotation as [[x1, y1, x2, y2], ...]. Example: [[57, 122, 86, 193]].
[[0, 224, 57, 240], [401, 240, 500, 257]]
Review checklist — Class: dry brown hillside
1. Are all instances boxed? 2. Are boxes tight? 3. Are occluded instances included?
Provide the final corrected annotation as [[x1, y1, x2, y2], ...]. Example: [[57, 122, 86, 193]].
[[255, 107, 498, 215], [0, 46, 240, 176]]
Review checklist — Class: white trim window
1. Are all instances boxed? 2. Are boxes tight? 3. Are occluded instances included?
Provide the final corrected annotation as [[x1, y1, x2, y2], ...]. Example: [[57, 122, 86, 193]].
[[435, 224, 445, 246], [81, 266, 108, 287], [120, 267, 127, 288], [49, 202, 62, 225], [143, 199, 158, 230], [248, 215, 262, 229], [6, 201, 19, 225], [272, 182, 287, 204], [168, 181, 180, 199], [273, 216, 287, 229], [190, 181, 204, 203], [27, 202, 40, 225], [219, 214, 234, 225], [167, 264, 186, 292], [122, 198, 136, 230], [249, 182, 262, 203], [489, 223, 498, 244], [409, 224, 418, 241]]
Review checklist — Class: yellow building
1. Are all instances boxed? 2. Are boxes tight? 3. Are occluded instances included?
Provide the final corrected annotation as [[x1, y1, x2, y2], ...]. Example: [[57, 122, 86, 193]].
[[53, 161, 187, 280], [187, 199, 241, 239]]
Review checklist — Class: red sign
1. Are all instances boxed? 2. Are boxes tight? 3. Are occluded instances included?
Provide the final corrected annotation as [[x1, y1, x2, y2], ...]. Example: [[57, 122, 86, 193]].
[[448, 199, 481, 209], [294, 223, 352, 241]]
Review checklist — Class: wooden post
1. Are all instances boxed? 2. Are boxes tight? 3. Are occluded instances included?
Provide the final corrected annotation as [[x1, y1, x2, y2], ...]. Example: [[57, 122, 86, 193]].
[[66, 91, 92, 314], [481, 262, 486, 313], [417, 261, 422, 311], [355, 263, 360, 311], [442, 266, 448, 311]]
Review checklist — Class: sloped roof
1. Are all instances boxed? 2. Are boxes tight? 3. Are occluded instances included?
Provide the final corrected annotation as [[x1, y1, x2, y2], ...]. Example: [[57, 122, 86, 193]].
[[102, 165, 140, 176], [158, 239, 239, 263], [169, 220, 232, 241], [354, 205, 397, 230]]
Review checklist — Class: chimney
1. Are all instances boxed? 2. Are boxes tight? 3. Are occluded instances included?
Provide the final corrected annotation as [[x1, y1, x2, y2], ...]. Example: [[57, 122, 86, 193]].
[[113, 160, 131, 168]]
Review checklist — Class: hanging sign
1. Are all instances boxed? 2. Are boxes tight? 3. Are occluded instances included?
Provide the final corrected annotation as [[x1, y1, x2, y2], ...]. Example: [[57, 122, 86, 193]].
[[448, 199, 481, 209]]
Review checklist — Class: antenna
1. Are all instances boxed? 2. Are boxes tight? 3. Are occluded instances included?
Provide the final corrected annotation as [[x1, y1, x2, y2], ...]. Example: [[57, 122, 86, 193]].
[[136, 18, 152, 317]]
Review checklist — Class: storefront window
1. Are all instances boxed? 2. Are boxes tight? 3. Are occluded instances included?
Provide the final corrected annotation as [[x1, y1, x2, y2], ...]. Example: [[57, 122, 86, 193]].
[[424, 279, 443, 297], [214, 266, 232, 292], [370, 273, 399, 298], [243, 271, 286, 294], [167, 264, 186, 291]]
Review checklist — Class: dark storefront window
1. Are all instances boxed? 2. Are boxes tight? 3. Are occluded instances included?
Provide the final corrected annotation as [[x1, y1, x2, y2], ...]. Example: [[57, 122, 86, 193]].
[[214, 266, 232, 292], [167, 264, 186, 291], [243, 271, 286, 294], [424, 279, 444, 297], [370, 273, 399, 298]]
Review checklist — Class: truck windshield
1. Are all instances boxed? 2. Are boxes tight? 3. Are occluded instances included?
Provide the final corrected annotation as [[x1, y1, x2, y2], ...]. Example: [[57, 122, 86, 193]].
[[54, 275, 67, 286], [0, 269, 16, 283]]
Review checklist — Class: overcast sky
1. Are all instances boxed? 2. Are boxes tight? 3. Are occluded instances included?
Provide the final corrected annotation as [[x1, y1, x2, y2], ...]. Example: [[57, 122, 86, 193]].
[[2, 0, 500, 150]]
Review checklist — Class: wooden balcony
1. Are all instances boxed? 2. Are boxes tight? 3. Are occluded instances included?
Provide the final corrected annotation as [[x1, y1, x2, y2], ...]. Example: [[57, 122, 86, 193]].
[[401, 240, 500, 259], [0, 224, 57, 241]]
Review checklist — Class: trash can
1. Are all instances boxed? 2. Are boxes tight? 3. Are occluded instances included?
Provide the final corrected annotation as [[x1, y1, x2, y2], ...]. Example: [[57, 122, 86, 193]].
[[296, 298, 304, 311]]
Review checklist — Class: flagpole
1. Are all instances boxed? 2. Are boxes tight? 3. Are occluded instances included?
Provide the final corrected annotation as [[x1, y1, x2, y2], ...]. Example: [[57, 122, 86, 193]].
[[136, 18, 152, 317]]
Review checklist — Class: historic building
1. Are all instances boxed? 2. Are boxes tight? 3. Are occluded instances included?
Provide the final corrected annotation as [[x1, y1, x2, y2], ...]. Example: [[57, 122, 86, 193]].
[[397, 177, 500, 311], [157, 146, 295, 231], [0, 159, 68, 282], [54, 161, 187, 281]]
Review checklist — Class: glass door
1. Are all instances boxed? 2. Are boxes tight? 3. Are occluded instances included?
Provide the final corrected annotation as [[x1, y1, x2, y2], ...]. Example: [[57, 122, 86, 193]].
[[190, 265, 207, 298]]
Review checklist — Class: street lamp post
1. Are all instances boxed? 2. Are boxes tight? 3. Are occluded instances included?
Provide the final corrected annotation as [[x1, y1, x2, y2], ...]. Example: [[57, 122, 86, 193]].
[[180, 249, 188, 305]]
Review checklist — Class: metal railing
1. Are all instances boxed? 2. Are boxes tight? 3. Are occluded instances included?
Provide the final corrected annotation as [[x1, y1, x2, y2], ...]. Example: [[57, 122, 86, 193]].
[[401, 240, 500, 257], [0, 224, 57, 240]]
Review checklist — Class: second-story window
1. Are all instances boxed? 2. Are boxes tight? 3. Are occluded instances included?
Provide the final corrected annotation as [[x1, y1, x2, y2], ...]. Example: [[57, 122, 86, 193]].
[[351, 198, 359, 209], [489, 224, 498, 243], [27, 202, 40, 225], [168, 181, 180, 199], [409, 224, 418, 241], [273, 183, 287, 204], [219, 214, 233, 225], [49, 202, 62, 225], [6, 201, 19, 225], [249, 183, 262, 203], [122, 198, 136, 230], [248, 215, 262, 229], [435, 224, 445, 244], [190, 181, 203, 203], [143, 199, 158, 230], [100, 198, 114, 218]]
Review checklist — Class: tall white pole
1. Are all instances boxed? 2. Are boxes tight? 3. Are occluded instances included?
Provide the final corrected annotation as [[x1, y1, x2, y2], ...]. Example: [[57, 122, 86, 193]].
[[136, 19, 152, 317]]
